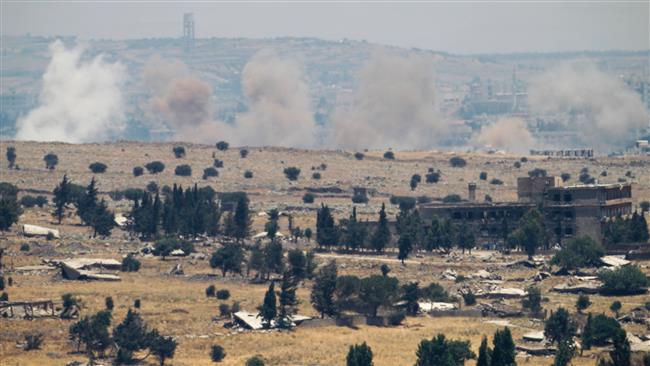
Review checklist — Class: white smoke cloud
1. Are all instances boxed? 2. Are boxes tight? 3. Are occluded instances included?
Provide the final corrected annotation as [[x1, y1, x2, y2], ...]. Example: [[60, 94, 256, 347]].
[[224, 50, 317, 147], [474, 117, 535, 153], [16, 40, 126, 143], [329, 52, 444, 149], [528, 61, 648, 150]]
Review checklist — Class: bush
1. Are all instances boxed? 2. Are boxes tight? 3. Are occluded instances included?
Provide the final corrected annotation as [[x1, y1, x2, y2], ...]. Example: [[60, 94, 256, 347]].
[[89, 162, 107, 173], [173, 146, 186, 158], [410, 174, 421, 190], [551, 236, 605, 270], [283, 167, 301, 181], [528, 168, 547, 177], [24, 333, 44, 351], [462, 291, 476, 306], [145, 161, 165, 174], [124, 188, 144, 201], [213, 159, 224, 168], [175, 164, 192, 177], [583, 314, 622, 348], [388, 311, 406, 326], [490, 178, 503, 185], [146, 181, 159, 193], [354, 152, 364, 160], [514, 161, 521, 168], [561, 173, 571, 182], [0, 292, 8, 301], [216, 141, 229, 151], [206, 285, 216, 297], [426, 170, 441, 183], [43, 153, 58, 170], [246, 356, 265, 366], [134, 299, 141, 308], [133, 166, 144, 177], [449, 156, 466, 167], [352, 193, 369, 204], [244, 170, 253, 179], [303, 193, 315, 204], [105, 296, 114, 311], [598, 265, 649, 295], [211, 344, 226, 362], [522, 286, 542, 314], [216, 289, 230, 300], [20, 195, 46, 208], [479, 172, 487, 180], [121, 254, 141, 272], [442, 194, 462, 203], [240, 149, 248, 158], [20, 243, 29, 252], [520, 157, 528, 162], [219, 303, 231, 317], [312, 172, 321, 180], [383, 151, 395, 160], [203, 167, 218, 180], [576, 295, 591, 313], [390, 196, 416, 211]]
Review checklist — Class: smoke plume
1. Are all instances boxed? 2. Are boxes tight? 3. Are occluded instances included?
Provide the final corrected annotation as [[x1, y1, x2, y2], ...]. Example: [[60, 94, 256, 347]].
[[224, 50, 317, 147], [474, 117, 535, 153], [16, 40, 126, 143], [528, 61, 648, 150], [329, 52, 444, 149]]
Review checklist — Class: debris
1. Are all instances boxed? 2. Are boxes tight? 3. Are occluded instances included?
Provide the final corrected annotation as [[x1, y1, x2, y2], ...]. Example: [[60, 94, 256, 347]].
[[169, 263, 184, 275], [522, 331, 545, 343], [233, 311, 311, 330], [22, 224, 60, 239], [170, 249, 185, 256], [552, 282, 600, 294], [442, 269, 458, 281], [418, 302, 457, 312], [515, 344, 556, 356], [599, 256, 630, 267], [114, 213, 128, 227], [0, 299, 57, 319], [56, 258, 121, 281], [533, 271, 551, 281], [478, 302, 523, 317], [480, 288, 527, 299]]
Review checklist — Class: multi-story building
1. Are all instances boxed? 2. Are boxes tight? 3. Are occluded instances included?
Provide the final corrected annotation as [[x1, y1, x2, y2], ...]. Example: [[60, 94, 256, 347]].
[[417, 176, 633, 246]]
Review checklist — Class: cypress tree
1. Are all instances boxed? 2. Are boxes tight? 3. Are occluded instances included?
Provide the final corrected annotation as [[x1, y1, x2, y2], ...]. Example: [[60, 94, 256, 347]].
[[491, 327, 516, 366], [371, 203, 390, 253], [53, 174, 71, 224], [260, 282, 277, 328], [233, 196, 250, 241], [310, 261, 338, 318], [476, 336, 491, 366], [346, 342, 373, 366], [277, 272, 298, 328]]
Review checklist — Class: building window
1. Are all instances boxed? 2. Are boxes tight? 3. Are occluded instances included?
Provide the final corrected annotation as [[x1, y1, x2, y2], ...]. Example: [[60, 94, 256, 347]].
[[453, 212, 462, 220], [553, 194, 561, 202], [565, 227, 573, 236], [563, 193, 572, 202], [564, 211, 573, 219]]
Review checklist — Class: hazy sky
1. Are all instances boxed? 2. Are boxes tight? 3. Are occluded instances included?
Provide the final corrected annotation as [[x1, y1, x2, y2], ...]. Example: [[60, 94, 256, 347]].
[[2, 1, 649, 54]]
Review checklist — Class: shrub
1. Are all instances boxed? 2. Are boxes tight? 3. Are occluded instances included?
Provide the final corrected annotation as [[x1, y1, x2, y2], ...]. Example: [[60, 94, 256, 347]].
[[216, 289, 231, 300], [211, 344, 226, 362], [352, 193, 369, 204], [216, 141, 229, 151], [354, 152, 364, 160], [206, 285, 216, 297], [479, 172, 487, 180], [426, 170, 440, 183], [489, 178, 503, 185], [610, 300, 622, 317], [43, 153, 58, 170], [283, 167, 301, 181], [20, 195, 41, 208], [121, 254, 141, 272], [134, 299, 141, 308], [449, 156, 466, 167], [598, 265, 649, 295], [520, 157, 528, 162], [388, 311, 406, 326], [240, 149, 248, 158], [583, 314, 623, 348], [105, 296, 114, 311], [561, 173, 571, 182], [551, 236, 605, 270], [213, 159, 224, 168], [244, 170, 253, 179], [175, 164, 192, 177], [124, 188, 144, 201], [514, 161, 521, 168], [303, 193, 315, 204], [24, 333, 44, 351], [20, 243, 29, 252], [146, 181, 159, 193], [203, 167, 218, 180], [145, 161, 165, 174], [390, 196, 416, 210], [133, 166, 144, 177], [410, 174, 421, 190], [522, 286, 542, 314], [173, 146, 186, 158], [0, 292, 8, 301], [442, 194, 462, 203], [462, 291, 476, 306], [528, 168, 547, 177], [417, 196, 432, 204], [89, 162, 107, 173], [6, 146, 17, 169], [246, 356, 265, 366], [601, 171, 608, 177], [219, 303, 231, 317], [312, 172, 321, 180], [576, 295, 591, 313], [383, 151, 395, 160]]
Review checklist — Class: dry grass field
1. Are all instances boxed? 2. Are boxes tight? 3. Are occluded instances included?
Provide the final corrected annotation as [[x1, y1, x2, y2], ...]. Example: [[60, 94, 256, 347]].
[[1, 141, 649, 365]]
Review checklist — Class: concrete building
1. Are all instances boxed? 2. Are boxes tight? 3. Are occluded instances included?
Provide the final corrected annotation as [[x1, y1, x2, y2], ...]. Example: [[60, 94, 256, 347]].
[[418, 176, 633, 246]]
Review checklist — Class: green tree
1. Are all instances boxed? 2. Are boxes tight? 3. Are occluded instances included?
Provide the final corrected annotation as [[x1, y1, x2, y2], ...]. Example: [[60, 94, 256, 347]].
[[415, 334, 475, 366], [211, 344, 226, 362], [113, 309, 150, 363], [233, 196, 251, 241], [246, 356, 265, 366], [340, 207, 367, 251], [316, 204, 338, 249], [311, 261, 338, 318], [52, 174, 72, 224], [371, 203, 391, 253], [262, 241, 284, 280], [43, 153, 58, 170], [0, 183, 21, 231], [476, 336, 491, 366], [6, 146, 16, 169], [576, 294, 591, 313], [401, 282, 420, 316], [277, 272, 298, 328], [522, 286, 542, 315], [553, 339, 576, 366], [210, 243, 245, 277], [551, 236, 605, 270], [397, 234, 413, 264], [347, 342, 373, 366], [598, 264, 649, 295], [149, 330, 177, 366], [509, 208, 546, 259], [457, 222, 476, 254], [544, 308, 576, 345], [260, 282, 277, 328], [491, 327, 515, 366], [359, 275, 399, 317], [610, 301, 622, 317], [288, 249, 307, 281]]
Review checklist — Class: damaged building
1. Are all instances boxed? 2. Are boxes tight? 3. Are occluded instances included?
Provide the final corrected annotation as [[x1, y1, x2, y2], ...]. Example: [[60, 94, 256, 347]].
[[418, 176, 633, 246]]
